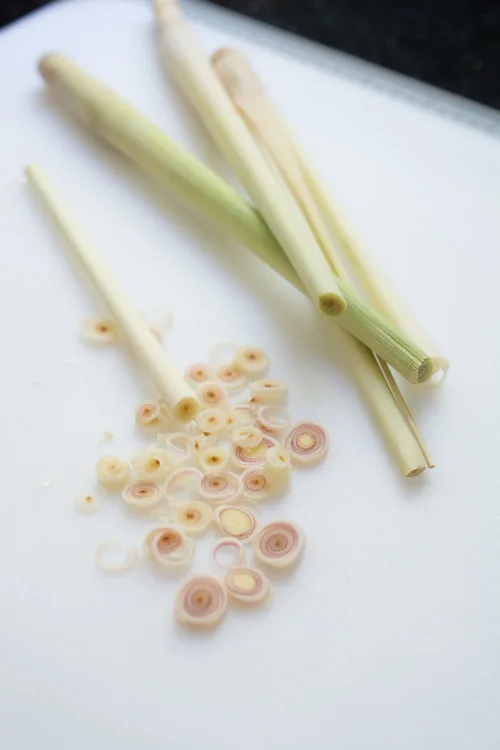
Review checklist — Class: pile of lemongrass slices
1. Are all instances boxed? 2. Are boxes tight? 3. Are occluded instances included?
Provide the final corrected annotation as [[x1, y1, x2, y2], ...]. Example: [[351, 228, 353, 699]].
[[87, 342, 325, 629]]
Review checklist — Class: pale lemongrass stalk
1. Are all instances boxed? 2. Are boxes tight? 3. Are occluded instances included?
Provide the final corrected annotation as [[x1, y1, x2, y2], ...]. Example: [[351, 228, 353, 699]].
[[211, 48, 447, 380], [38, 53, 432, 384], [26, 163, 199, 423], [153, 0, 345, 317], [213, 47, 433, 469]]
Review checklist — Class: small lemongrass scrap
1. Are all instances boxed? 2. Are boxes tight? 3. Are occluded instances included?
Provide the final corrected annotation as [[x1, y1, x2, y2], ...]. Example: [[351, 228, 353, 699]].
[[249, 379, 289, 405], [256, 405, 291, 434], [215, 363, 247, 392], [252, 521, 305, 569], [196, 380, 228, 409], [241, 468, 273, 501], [197, 408, 226, 435], [81, 317, 119, 345], [95, 540, 139, 572], [172, 500, 213, 535], [212, 537, 247, 570], [175, 575, 228, 628], [225, 567, 272, 605], [130, 448, 171, 482], [234, 346, 269, 379], [199, 470, 243, 504], [75, 493, 100, 514], [164, 467, 202, 504], [231, 435, 278, 470], [96, 455, 130, 492], [215, 505, 258, 540], [232, 424, 263, 448], [283, 422, 328, 465], [145, 525, 195, 570], [122, 481, 163, 511], [265, 446, 292, 475], [159, 432, 194, 466], [199, 445, 229, 473], [184, 362, 213, 387]]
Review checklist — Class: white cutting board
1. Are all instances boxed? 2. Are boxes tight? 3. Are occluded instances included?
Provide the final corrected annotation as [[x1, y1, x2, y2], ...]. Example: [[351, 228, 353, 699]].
[[1, 2, 499, 749]]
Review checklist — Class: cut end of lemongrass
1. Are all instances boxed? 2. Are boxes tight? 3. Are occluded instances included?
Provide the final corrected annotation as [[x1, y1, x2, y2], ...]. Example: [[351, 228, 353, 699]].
[[406, 465, 427, 478], [418, 358, 434, 384], [173, 395, 199, 423], [38, 52, 64, 82], [319, 292, 346, 316]]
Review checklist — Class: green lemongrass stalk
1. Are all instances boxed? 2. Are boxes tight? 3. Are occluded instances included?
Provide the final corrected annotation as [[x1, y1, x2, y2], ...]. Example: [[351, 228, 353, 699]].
[[38, 53, 431, 384], [212, 48, 432, 473], [212, 47, 434, 469], [154, 0, 344, 317], [26, 163, 199, 423]]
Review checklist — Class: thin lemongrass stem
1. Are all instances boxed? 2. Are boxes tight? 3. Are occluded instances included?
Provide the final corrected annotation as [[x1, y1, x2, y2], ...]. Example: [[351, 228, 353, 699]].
[[153, 0, 345, 317], [213, 47, 433, 469], [26, 163, 199, 423], [37, 53, 432, 384]]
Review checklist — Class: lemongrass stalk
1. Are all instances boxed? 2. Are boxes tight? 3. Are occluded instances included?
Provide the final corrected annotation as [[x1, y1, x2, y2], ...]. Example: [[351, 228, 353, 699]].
[[213, 47, 433, 468], [38, 53, 431, 384], [26, 163, 199, 423]]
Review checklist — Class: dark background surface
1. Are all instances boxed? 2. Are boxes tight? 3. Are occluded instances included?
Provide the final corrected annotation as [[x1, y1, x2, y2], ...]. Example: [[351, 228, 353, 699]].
[[1, 0, 499, 110]]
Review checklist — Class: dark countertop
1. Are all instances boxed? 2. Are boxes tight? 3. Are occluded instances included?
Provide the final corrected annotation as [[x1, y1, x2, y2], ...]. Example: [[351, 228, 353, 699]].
[[2, 0, 499, 110]]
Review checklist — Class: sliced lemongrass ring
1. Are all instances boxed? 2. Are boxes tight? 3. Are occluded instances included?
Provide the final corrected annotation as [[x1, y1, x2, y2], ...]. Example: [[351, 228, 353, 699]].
[[122, 481, 163, 511], [241, 468, 274, 501], [172, 500, 213, 535], [265, 446, 292, 475], [208, 341, 239, 367], [145, 525, 195, 570], [212, 537, 247, 570], [256, 405, 291, 434], [96, 455, 130, 492], [249, 379, 289, 405], [199, 470, 243, 504], [199, 445, 229, 473], [130, 448, 171, 482], [252, 521, 305, 569], [196, 380, 229, 409], [192, 434, 217, 455], [75, 493, 100, 514], [215, 364, 247, 392], [234, 346, 269, 379], [231, 435, 278, 470], [175, 576, 228, 628], [165, 468, 203, 504], [95, 540, 139, 572], [232, 425, 263, 448], [197, 408, 226, 435], [161, 432, 195, 466], [283, 422, 329, 465], [233, 403, 255, 421], [184, 362, 213, 387], [81, 317, 119, 345], [135, 400, 161, 429], [225, 567, 272, 605], [215, 505, 258, 540], [222, 407, 253, 433]]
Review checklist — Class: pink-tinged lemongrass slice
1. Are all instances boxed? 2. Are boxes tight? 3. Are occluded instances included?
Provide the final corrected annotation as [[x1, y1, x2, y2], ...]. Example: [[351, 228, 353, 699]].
[[249, 379, 289, 405], [96, 455, 130, 492], [81, 317, 119, 345], [145, 525, 195, 570], [265, 446, 292, 476], [199, 470, 243, 504], [283, 422, 329, 465], [122, 481, 163, 511], [184, 362, 213, 387], [256, 405, 291, 434], [135, 400, 161, 429], [95, 540, 139, 572], [232, 425, 263, 448], [196, 380, 229, 409], [199, 445, 230, 473], [231, 435, 278, 470], [215, 505, 257, 540], [234, 346, 269, 379], [175, 576, 228, 628], [212, 537, 247, 570], [215, 363, 247, 393], [241, 468, 273, 501], [160, 433, 195, 466], [172, 500, 213, 535], [252, 521, 305, 569], [130, 448, 171, 482], [165, 468, 203, 504], [225, 566, 272, 605], [197, 408, 226, 435], [75, 493, 100, 514]]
